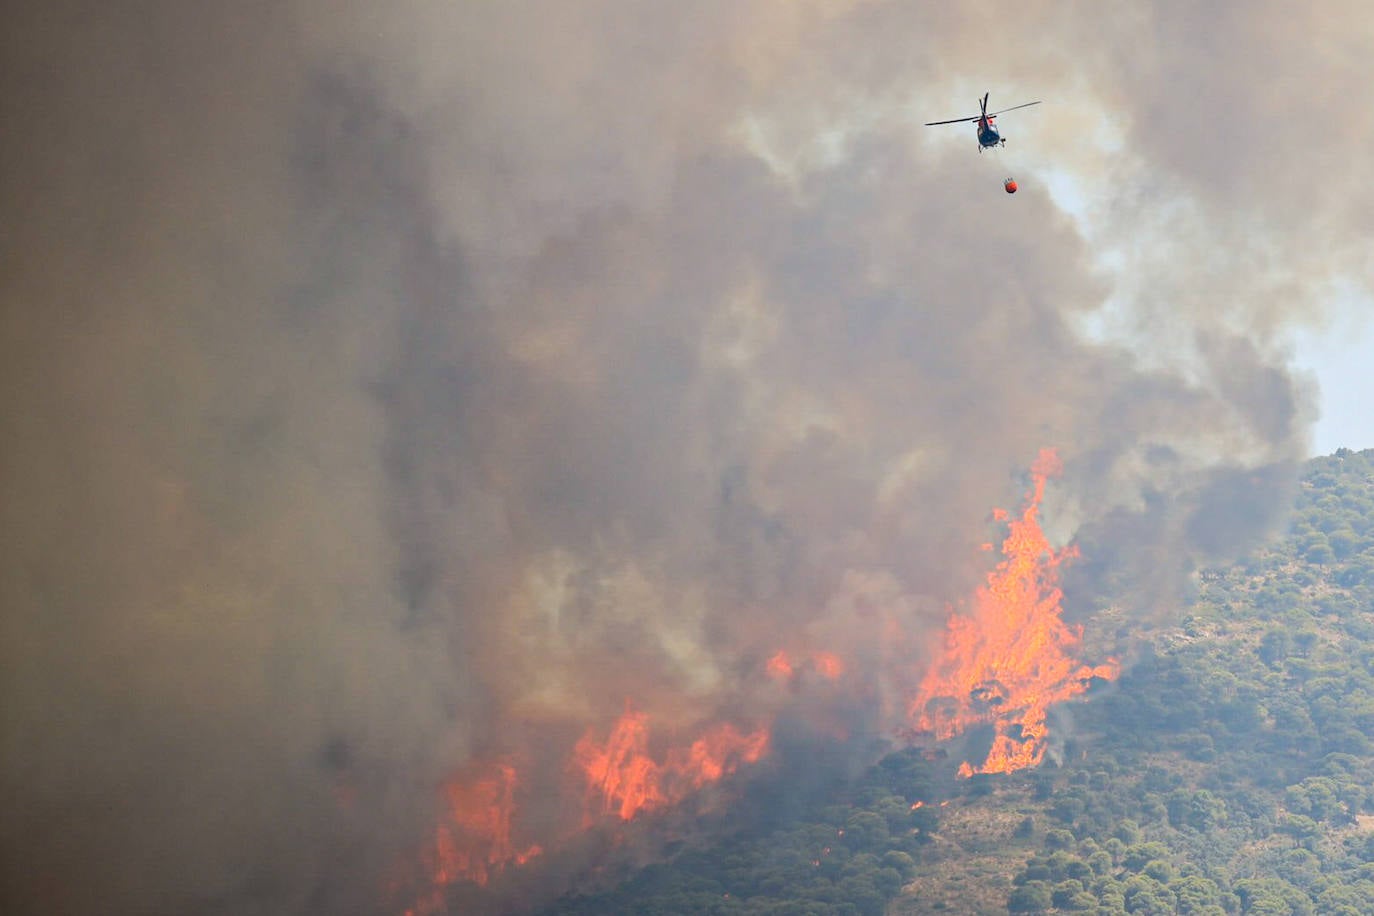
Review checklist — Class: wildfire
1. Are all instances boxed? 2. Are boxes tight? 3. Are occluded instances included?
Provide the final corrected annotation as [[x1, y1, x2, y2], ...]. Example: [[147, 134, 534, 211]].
[[908, 448, 1118, 775], [398, 449, 1124, 910], [573, 709, 664, 821], [403, 712, 768, 911], [766, 650, 793, 679], [766, 649, 845, 681], [406, 761, 542, 915], [573, 708, 770, 824], [812, 651, 844, 680]]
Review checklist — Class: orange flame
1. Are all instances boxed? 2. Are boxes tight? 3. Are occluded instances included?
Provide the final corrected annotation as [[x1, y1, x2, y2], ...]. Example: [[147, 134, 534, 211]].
[[573, 710, 666, 822], [766, 650, 794, 680], [574, 709, 770, 824], [407, 761, 542, 914], [811, 651, 844, 680], [766, 649, 844, 681], [909, 448, 1118, 775]]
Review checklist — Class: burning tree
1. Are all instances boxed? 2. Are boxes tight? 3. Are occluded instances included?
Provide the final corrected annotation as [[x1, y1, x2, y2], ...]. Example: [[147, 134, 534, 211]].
[[908, 448, 1119, 775]]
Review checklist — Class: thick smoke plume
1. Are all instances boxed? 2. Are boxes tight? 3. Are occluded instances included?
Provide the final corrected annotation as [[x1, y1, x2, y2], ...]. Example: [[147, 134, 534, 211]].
[[2, 2, 1360, 913]]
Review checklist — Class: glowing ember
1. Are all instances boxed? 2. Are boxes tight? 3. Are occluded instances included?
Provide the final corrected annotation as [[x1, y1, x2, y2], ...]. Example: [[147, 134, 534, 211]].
[[574, 709, 770, 824], [811, 651, 844, 680], [407, 761, 542, 914], [908, 448, 1118, 775], [766, 650, 794, 679], [766, 649, 844, 681]]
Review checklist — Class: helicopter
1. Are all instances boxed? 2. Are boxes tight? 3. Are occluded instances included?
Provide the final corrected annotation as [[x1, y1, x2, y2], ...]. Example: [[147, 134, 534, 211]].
[[925, 92, 1041, 152]]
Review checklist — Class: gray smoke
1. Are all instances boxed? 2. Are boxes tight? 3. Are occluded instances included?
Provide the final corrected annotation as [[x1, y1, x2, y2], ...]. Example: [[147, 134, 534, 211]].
[[3, 2, 1357, 913]]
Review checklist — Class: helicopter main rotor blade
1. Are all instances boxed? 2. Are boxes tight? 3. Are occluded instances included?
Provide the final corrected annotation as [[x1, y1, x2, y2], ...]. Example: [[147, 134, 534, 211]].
[[986, 100, 1041, 116], [923, 115, 983, 126]]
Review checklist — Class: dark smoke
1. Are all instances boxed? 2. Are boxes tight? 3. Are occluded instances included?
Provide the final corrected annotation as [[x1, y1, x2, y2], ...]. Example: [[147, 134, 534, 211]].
[[3, 2, 1354, 914]]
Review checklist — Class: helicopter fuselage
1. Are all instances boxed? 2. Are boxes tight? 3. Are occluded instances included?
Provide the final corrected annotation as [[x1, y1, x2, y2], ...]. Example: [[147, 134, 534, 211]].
[[976, 116, 1001, 149]]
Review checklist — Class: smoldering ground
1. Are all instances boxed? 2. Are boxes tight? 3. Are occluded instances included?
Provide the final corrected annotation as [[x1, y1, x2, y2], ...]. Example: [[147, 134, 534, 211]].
[[2, 2, 1360, 914]]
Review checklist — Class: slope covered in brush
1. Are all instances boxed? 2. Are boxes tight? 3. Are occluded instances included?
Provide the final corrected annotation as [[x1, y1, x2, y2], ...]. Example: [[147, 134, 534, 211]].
[[540, 449, 1374, 915], [981, 446, 1374, 915]]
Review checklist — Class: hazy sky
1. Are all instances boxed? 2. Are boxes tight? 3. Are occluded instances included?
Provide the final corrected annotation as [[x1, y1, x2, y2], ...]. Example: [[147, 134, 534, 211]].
[[1295, 312, 1374, 455], [3, 3, 1371, 914]]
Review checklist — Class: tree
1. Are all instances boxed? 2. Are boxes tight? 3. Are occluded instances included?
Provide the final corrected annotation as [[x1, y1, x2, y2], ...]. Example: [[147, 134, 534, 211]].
[[1259, 629, 1291, 667], [1277, 814, 1319, 846], [1045, 828, 1075, 850], [1169, 874, 1224, 914], [1007, 881, 1052, 913]]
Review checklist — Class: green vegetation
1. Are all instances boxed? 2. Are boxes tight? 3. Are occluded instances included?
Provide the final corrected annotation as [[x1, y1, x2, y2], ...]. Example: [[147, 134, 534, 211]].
[[547, 751, 940, 916], [542, 449, 1374, 915]]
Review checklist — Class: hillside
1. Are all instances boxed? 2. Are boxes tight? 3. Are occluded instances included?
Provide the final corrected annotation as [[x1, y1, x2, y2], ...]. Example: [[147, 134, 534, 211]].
[[539, 449, 1374, 915]]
